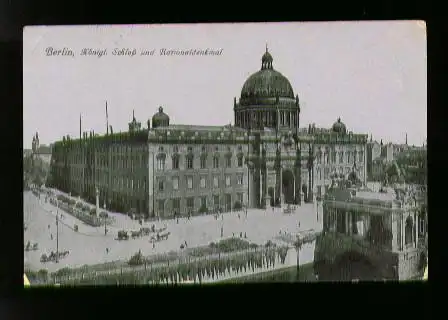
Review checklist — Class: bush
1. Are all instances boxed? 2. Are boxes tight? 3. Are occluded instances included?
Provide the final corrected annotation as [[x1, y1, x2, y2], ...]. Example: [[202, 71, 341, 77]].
[[53, 267, 72, 277], [90, 207, 97, 216], [75, 202, 83, 209], [128, 250, 145, 266], [99, 211, 108, 219]]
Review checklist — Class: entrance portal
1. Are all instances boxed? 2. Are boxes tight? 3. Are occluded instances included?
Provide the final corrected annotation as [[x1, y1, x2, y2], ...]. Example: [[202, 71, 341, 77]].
[[268, 187, 275, 207], [282, 170, 295, 204]]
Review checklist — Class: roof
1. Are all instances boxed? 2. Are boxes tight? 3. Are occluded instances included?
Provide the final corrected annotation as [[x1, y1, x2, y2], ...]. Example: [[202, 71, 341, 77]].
[[157, 124, 230, 132]]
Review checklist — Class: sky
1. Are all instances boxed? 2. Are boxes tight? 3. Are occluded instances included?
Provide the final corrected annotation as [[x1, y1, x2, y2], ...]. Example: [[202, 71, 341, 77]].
[[23, 21, 427, 149]]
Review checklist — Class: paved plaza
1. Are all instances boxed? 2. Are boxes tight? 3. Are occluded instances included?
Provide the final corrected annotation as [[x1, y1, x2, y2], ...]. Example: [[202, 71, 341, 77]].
[[24, 191, 323, 273]]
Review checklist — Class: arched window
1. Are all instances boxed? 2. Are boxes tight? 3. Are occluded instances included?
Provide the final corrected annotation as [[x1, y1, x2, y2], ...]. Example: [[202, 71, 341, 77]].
[[339, 151, 344, 163], [213, 155, 219, 168], [405, 216, 414, 245], [237, 154, 244, 167], [172, 154, 180, 170], [200, 154, 207, 169]]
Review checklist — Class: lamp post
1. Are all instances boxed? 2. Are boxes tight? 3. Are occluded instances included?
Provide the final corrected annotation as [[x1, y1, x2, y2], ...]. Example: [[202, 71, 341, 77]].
[[55, 201, 59, 263]]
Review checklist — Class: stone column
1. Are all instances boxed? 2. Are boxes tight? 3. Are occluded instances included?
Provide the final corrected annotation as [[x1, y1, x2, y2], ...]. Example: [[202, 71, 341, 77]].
[[95, 186, 99, 215], [401, 214, 405, 251], [415, 213, 418, 248]]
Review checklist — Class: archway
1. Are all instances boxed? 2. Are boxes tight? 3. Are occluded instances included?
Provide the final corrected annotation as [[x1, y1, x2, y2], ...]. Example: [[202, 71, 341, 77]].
[[302, 184, 308, 203], [268, 187, 275, 207], [282, 170, 295, 204], [405, 216, 414, 246]]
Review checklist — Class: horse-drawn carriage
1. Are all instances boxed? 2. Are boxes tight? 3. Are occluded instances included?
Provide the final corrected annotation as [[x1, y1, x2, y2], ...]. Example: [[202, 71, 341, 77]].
[[116, 230, 129, 241], [40, 250, 69, 263], [24, 241, 38, 251], [150, 231, 171, 243], [131, 230, 142, 239], [140, 227, 151, 236]]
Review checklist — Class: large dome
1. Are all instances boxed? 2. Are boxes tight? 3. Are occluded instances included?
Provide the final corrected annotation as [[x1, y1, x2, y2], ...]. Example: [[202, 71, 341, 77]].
[[240, 49, 294, 100]]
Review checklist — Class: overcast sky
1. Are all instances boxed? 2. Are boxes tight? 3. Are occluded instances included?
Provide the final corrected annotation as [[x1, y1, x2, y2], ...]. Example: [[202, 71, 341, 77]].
[[23, 21, 426, 149]]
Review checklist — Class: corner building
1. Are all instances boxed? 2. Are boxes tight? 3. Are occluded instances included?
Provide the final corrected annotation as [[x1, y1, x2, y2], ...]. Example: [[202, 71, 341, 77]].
[[48, 49, 369, 218]]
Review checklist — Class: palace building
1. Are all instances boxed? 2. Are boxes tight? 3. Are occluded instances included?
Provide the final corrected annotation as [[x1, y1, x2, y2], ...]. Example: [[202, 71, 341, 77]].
[[47, 48, 369, 218]]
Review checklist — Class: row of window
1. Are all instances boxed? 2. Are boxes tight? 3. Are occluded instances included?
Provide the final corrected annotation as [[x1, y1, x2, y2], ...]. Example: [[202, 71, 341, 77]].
[[316, 166, 361, 180], [157, 193, 244, 211], [157, 154, 244, 171], [316, 150, 364, 165], [158, 175, 244, 191], [159, 145, 244, 154]]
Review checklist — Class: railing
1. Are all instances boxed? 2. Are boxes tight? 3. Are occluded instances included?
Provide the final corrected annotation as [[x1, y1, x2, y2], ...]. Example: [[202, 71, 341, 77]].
[[50, 246, 290, 285]]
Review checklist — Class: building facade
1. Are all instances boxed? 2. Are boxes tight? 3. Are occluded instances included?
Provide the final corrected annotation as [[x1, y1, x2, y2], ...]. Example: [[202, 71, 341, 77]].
[[314, 183, 427, 280], [47, 49, 368, 218]]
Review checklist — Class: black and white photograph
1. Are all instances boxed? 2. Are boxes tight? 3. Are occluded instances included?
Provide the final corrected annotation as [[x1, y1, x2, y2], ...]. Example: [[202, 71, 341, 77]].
[[23, 21, 427, 285]]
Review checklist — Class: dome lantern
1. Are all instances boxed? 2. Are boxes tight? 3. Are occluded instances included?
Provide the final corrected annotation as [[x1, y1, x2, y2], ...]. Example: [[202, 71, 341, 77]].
[[332, 117, 347, 135], [152, 106, 170, 129], [261, 44, 273, 70]]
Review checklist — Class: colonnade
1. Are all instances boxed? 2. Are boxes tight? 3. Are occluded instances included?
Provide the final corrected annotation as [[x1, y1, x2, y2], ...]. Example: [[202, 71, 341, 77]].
[[235, 110, 298, 129]]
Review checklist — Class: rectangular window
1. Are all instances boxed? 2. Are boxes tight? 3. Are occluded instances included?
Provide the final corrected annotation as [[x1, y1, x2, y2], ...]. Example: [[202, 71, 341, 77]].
[[201, 196, 207, 208], [158, 199, 165, 212], [187, 197, 194, 209], [200, 157, 206, 169], [187, 177, 193, 189], [213, 176, 219, 188], [200, 177, 206, 188], [225, 175, 231, 187], [237, 193, 243, 204], [172, 177, 179, 190], [213, 195, 220, 207], [158, 180, 164, 192], [237, 175, 243, 185], [172, 198, 180, 211]]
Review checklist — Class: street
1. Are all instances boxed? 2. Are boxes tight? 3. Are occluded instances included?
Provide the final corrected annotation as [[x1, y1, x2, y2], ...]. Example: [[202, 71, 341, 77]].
[[24, 190, 323, 273]]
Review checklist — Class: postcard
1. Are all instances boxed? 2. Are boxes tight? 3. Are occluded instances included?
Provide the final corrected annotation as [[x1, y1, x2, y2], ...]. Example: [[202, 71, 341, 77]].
[[23, 22, 427, 285]]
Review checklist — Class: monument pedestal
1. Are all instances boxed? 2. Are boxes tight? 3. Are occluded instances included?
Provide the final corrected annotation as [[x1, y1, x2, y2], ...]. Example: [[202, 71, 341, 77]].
[[265, 196, 271, 209]]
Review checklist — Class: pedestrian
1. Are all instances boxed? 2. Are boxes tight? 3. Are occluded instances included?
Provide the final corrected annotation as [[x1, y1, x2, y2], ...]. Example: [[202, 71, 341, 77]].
[[48, 224, 50, 229], [106, 248, 109, 254], [298, 221, 301, 228], [244, 232, 247, 238], [50, 234, 53, 240], [240, 232, 242, 238], [221, 226, 223, 238], [177, 217, 179, 224], [232, 233, 235, 237], [238, 213, 240, 219], [152, 242, 155, 249], [184, 240, 188, 247]]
